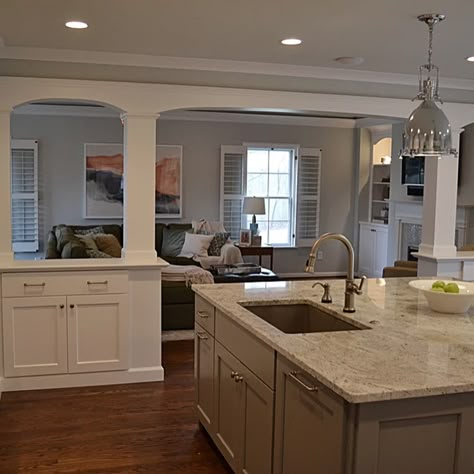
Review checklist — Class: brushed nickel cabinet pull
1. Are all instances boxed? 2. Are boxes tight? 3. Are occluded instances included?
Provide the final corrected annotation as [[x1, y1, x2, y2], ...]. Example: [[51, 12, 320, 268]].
[[289, 371, 319, 392], [197, 311, 209, 319], [24, 282, 46, 287], [87, 280, 108, 285], [197, 332, 209, 340]]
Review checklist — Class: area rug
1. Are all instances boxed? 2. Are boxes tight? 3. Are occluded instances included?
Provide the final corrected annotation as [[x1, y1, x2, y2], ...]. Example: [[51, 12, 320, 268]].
[[162, 329, 194, 342]]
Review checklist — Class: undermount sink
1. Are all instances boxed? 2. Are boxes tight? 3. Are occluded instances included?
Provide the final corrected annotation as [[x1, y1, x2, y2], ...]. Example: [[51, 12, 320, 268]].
[[241, 303, 366, 334]]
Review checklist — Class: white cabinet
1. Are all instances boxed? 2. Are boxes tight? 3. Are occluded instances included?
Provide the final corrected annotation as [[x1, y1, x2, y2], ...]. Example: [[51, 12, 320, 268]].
[[2, 296, 68, 377], [67, 294, 129, 373], [2, 271, 130, 378], [358, 222, 388, 277]]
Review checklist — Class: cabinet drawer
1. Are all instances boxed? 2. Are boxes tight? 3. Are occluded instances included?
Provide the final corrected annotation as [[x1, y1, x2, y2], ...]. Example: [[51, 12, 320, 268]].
[[216, 310, 275, 389], [2, 271, 128, 298], [195, 295, 215, 335]]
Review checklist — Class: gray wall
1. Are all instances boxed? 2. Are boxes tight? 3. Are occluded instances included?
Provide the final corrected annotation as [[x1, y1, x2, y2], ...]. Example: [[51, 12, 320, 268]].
[[11, 115, 356, 273]]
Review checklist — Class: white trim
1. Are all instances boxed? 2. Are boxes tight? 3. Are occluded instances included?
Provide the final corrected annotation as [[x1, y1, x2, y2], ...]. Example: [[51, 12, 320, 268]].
[[3, 46, 474, 92], [0, 366, 164, 392]]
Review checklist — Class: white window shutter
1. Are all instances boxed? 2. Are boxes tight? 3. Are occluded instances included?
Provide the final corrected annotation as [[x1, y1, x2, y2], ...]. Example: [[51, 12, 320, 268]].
[[220, 145, 247, 240], [11, 140, 39, 252], [296, 148, 321, 247]]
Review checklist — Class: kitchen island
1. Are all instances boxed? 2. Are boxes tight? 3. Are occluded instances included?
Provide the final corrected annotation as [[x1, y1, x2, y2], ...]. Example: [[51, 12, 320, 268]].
[[193, 278, 474, 474]]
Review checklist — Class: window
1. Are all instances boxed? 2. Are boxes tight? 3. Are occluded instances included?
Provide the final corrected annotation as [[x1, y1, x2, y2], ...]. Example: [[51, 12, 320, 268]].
[[220, 145, 321, 247], [11, 140, 39, 253], [246, 147, 295, 246]]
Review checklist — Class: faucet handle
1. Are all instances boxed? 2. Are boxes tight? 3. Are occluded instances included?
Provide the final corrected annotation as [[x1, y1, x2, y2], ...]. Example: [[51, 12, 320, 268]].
[[312, 282, 332, 303], [355, 276, 367, 295]]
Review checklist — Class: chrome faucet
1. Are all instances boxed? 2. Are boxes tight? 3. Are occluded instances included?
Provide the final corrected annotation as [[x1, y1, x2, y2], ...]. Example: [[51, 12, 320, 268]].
[[306, 233, 366, 313]]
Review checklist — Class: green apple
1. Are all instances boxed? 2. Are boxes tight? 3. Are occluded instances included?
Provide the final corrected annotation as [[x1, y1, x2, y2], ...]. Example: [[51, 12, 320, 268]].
[[432, 281, 446, 290], [444, 283, 460, 294], [431, 287, 444, 292]]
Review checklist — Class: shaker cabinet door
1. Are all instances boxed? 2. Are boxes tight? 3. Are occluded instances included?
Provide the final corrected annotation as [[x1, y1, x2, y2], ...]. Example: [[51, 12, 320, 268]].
[[195, 324, 215, 431], [2, 296, 68, 377], [274, 355, 346, 474]]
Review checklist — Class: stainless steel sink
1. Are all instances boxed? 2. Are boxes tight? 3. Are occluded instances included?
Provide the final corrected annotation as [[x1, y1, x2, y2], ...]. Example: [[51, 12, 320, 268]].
[[241, 303, 366, 334]]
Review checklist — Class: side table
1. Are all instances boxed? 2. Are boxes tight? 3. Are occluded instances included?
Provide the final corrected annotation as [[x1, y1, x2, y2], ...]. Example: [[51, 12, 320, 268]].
[[237, 245, 274, 270]]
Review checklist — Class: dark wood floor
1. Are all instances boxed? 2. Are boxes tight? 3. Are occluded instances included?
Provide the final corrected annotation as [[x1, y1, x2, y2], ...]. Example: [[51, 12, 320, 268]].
[[0, 340, 232, 473]]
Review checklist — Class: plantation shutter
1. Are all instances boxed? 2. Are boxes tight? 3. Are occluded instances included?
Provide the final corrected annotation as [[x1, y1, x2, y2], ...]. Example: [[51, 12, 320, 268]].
[[11, 139, 39, 252], [220, 145, 247, 240], [296, 148, 321, 247]]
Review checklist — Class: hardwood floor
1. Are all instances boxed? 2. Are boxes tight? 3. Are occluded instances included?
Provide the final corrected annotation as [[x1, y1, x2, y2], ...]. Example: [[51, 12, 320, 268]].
[[0, 340, 232, 473]]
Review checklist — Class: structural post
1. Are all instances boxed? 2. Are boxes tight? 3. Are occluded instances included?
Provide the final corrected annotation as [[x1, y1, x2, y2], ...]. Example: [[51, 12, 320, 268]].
[[121, 112, 159, 261], [418, 130, 461, 276], [0, 110, 13, 263]]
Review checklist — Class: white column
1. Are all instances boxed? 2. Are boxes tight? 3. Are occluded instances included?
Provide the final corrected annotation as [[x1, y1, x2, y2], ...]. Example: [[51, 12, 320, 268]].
[[121, 113, 159, 261], [0, 110, 13, 263], [418, 130, 461, 276]]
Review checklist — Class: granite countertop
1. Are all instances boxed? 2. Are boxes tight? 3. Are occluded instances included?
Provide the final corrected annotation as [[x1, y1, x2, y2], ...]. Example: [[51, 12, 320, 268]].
[[193, 278, 474, 404]]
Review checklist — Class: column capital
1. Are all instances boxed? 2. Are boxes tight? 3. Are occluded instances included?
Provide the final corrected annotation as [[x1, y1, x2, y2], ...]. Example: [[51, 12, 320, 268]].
[[120, 112, 160, 121]]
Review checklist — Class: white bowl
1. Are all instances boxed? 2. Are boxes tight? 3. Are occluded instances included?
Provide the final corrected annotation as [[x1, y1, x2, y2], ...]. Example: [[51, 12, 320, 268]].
[[409, 280, 474, 314]]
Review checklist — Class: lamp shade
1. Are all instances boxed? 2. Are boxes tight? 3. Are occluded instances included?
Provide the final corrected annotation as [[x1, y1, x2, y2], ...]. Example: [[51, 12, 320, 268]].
[[243, 197, 265, 215], [402, 99, 455, 157]]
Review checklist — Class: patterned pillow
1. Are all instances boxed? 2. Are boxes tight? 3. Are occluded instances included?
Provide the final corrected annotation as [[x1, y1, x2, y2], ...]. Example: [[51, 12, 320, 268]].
[[86, 248, 113, 258], [205, 231, 231, 256], [75, 226, 104, 235]]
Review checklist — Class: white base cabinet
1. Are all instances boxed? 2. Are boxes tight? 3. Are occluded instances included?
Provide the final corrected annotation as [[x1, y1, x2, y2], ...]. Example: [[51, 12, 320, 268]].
[[2, 271, 130, 379], [358, 222, 388, 277]]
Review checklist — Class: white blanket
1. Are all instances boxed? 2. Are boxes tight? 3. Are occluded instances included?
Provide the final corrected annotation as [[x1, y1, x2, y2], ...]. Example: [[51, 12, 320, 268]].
[[195, 243, 244, 269], [162, 265, 214, 286]]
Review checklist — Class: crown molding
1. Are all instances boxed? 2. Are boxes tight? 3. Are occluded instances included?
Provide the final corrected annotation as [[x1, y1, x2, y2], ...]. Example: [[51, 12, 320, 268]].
[[3, 46, 474, 92]]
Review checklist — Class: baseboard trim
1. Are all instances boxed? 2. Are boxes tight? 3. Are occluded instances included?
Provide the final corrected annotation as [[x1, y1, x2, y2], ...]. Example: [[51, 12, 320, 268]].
[[1, 366, 165, 392]]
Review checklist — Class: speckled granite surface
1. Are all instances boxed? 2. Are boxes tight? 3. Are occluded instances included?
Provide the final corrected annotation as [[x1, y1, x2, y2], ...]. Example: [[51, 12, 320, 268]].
[[193, 278, 474, 404]]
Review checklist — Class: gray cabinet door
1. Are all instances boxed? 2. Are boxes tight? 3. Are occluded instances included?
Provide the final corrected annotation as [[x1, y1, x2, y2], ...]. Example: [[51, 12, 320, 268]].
[[238, 362, 274, 474], [214, 342, 244, 471], [274, 355, 346, 474], [195, 323, 214, 431]]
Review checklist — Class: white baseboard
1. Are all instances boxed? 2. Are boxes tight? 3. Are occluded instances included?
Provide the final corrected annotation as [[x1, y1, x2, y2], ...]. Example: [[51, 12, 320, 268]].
[[1, 366, 165, 392]]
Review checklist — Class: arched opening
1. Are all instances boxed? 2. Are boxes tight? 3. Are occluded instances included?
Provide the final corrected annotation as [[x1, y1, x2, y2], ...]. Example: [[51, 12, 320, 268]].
[[10, 99, 124, 260]]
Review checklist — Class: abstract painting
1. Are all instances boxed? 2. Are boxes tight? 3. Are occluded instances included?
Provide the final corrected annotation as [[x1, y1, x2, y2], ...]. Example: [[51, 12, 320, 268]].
[[84, 143, 182, 218], [84, 143, 124, 218]]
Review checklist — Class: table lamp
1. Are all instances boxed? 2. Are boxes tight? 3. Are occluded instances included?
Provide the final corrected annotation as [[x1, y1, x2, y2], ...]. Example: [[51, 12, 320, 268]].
[[243, 196, 266, 236]]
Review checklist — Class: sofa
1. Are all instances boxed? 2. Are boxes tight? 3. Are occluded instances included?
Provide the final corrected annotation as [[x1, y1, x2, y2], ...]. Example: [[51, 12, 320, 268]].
[[46, 222, 201, 330]]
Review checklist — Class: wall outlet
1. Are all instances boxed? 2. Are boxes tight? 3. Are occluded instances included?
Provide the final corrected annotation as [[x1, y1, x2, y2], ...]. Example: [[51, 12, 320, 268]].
[[317, 251, 324, 260]]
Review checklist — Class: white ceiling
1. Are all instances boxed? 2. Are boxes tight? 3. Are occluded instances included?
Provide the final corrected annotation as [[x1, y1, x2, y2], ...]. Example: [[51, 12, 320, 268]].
[[1, 0, 474, 98]]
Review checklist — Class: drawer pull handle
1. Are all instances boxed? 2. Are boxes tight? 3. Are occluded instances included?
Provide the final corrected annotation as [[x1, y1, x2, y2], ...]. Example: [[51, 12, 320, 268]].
[[370, 229, 376, 232], [87, 280, 108, 285], [289, 371, 319, 392], [197, 332, 209, 340], [24, 282, 46, 287], [197, 311, 209, 319]]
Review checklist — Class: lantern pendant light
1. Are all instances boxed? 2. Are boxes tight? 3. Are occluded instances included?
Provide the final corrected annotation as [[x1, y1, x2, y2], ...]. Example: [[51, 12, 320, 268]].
[[402, 14, 457, 158]]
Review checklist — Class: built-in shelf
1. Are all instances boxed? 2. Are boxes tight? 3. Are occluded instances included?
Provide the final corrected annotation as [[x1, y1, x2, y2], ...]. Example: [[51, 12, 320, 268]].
[[373, 182, 391, 185]]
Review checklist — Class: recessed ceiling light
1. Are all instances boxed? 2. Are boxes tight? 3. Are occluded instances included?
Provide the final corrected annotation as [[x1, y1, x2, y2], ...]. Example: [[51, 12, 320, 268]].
[[281, 38, 302, 46], [334, 56, 365, 66], [65, 21, 88, 29], [466, 56, 474, 62]]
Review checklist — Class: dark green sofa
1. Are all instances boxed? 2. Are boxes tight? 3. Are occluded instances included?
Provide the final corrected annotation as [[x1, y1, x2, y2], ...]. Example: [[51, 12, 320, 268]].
[[46, 222, 198, 330]]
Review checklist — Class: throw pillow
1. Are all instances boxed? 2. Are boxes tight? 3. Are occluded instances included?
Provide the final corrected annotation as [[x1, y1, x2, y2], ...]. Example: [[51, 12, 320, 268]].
[[75, 233, 99, 252], [94, 233, 122, 258], [74, 226, 105, 235], [179, 232, 214, 258], [161, 227, 188, 257], [207, 232, 231, 256], [61, 240, 89, 259]]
